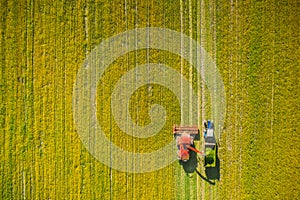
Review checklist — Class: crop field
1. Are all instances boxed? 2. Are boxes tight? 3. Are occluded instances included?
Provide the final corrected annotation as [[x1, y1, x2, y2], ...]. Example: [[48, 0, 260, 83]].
[[1, 0, 299, 199]]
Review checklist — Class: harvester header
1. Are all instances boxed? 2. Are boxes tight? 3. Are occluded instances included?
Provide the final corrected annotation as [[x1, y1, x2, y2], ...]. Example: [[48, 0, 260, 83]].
[[173, 125, 199, 135]]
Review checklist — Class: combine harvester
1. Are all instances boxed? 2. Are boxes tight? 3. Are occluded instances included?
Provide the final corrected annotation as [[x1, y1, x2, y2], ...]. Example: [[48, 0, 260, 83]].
[[173, 120, 217, 167], [173, 125, 203, 162]]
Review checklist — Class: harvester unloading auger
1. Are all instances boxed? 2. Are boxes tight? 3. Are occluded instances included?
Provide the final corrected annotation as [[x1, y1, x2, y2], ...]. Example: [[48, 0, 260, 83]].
[[173, 125, 204, 162]]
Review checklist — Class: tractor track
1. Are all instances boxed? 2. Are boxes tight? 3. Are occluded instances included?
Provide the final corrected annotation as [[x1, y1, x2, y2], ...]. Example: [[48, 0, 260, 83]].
[[199, 0, 206, 198]]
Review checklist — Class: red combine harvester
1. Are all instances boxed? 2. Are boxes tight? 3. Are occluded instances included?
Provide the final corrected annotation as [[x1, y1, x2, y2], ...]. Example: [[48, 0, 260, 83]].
[[173, 125, 203, 162]]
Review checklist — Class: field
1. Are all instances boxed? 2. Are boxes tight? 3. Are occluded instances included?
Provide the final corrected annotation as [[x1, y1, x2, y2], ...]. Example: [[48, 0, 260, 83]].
[[1, 0, 299, 199]]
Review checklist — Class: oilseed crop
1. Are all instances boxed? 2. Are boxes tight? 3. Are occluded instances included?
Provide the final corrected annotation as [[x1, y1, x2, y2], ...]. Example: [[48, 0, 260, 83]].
[[1, 0, 299, 199]]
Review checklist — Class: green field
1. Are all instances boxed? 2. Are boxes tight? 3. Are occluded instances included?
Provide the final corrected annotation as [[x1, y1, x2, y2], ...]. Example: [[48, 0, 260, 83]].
[[1, 0, 299, 199]]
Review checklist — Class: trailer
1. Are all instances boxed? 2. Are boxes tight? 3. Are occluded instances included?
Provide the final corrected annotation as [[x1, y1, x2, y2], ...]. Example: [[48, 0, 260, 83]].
[[203, 121, 217, 167]]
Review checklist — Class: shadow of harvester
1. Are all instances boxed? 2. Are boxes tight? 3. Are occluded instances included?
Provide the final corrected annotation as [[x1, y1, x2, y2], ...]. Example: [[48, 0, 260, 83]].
[[180, 144, 220, 184], [179, 144, 198, 173]]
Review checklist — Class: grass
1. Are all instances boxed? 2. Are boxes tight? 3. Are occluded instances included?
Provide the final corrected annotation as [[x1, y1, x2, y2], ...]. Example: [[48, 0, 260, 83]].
[[1, 0, 299, 199]]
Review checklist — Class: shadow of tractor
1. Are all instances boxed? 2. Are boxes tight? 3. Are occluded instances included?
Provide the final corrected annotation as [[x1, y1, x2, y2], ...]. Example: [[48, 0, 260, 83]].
[[180, 144, 220, 184], [204, 145, 220, 181]]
